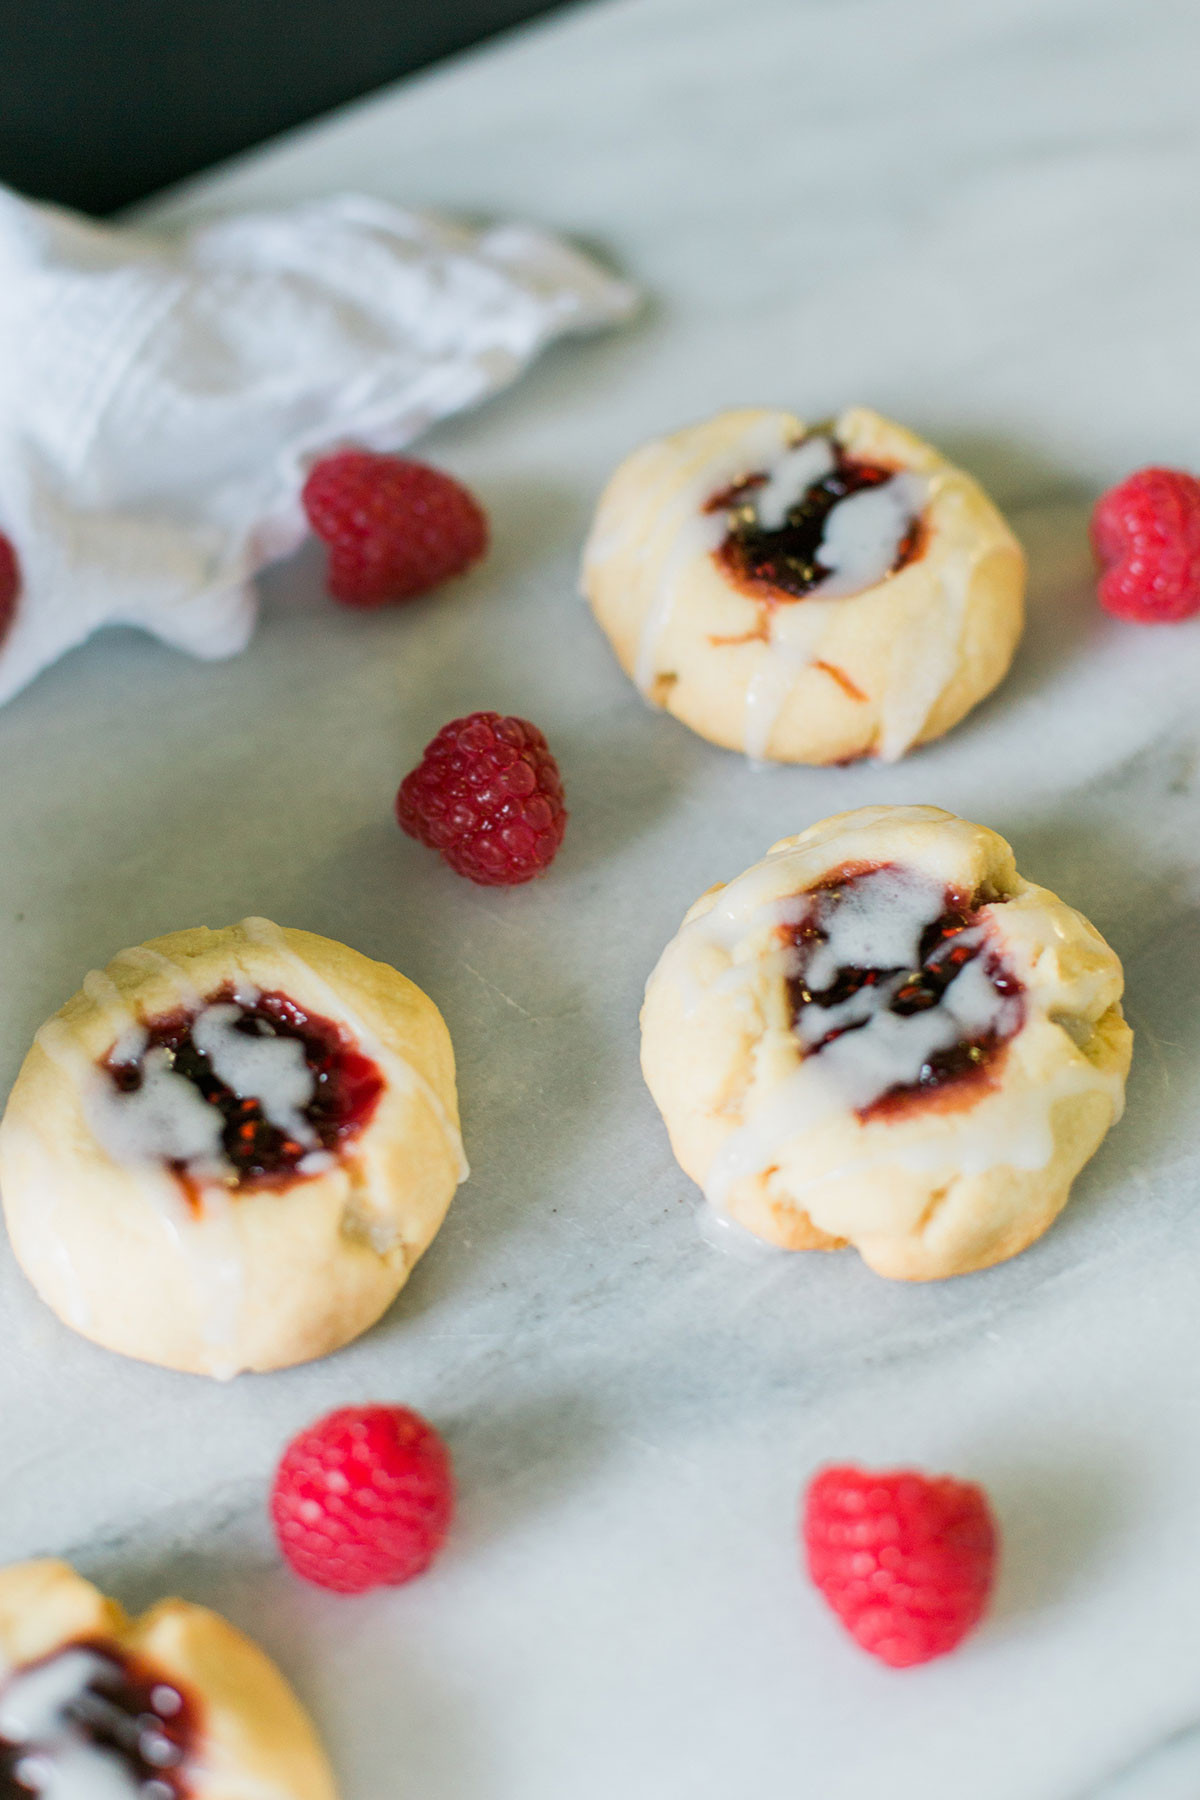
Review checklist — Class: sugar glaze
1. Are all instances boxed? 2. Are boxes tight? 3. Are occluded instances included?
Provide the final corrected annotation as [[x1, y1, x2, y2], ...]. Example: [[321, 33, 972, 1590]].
[[652, 850, 1124, 1219]]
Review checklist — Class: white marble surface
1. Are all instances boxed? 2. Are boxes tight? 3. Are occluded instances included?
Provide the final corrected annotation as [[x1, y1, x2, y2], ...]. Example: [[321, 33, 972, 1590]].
[[2, 0, 1200, 1793]]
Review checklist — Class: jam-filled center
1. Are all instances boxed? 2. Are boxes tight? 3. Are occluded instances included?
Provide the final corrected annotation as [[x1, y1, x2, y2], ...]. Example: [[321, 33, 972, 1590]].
[[710, 433, 924, 602], [100, 988, 384, 1192], [0, 1640, 196, 1798], [784, 864, 1024, 1118]]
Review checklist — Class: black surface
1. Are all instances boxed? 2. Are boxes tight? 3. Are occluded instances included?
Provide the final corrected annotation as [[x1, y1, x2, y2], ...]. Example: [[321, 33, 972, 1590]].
[[0, 0, 574, 215]]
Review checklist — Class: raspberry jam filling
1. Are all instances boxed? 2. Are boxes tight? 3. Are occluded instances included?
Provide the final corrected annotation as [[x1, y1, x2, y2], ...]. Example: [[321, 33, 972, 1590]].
[[710, 434, 923, 602], [0, 1641, 195, 1798], [784, 864, 1024, 1119], [101, 988, 383, 1192]]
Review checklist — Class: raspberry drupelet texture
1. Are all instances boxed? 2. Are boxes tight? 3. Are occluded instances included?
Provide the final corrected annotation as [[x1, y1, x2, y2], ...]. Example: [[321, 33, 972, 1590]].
[[302, 450, 488, 607], [802, 1464, 998, 1668], [397, 711, 568, 886], [271, 1404, 454, 1593], [0, 531, 19, 646], [1091, 466, 1200, 623]]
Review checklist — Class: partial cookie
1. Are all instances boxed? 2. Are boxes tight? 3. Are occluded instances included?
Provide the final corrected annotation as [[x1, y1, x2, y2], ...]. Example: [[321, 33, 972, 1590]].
[[0, 1558, 336, 1798], [641, 806, 1131, 1279], [0, 918, 467, 1376], [582, 408, 1025, 763]]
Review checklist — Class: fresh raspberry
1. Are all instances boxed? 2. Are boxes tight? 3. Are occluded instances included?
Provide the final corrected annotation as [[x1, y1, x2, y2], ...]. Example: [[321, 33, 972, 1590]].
[[1091, 466, 1200, 623], [397, 711, 567, 886], [0, 532, 20, 647], [802, 1464, 998, 1668], [302, 450, 488, 607], [271, 1405, 454, 1594]]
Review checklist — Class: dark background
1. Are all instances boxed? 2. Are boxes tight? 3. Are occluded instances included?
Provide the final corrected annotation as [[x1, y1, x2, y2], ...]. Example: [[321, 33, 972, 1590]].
[[0, 0, 572, 215]]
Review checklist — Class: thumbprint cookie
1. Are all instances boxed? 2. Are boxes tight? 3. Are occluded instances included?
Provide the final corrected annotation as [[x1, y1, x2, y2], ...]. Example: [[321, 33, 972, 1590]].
[[582, 408, 1024, 763], [641, 806, 1131, 1279], [0, 918, 466, 1376], [0, 1558, 336, 1798]]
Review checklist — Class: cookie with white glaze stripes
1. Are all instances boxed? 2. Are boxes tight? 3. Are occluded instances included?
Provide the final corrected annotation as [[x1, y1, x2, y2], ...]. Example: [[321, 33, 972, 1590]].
[[0, 1559, 337, 1799], [640, 806, 1131, 1279], [0, 919, 467, 1375], [582, 408, 1025, 763]]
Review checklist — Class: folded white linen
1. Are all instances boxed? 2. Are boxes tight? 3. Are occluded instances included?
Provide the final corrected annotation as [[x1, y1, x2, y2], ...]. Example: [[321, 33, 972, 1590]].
[[0, 187, 637, 708]]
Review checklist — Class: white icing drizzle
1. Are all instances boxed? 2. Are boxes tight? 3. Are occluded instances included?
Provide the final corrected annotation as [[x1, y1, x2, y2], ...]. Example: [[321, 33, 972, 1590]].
[[801, 865, 942, 989], [741, 596, 840, 765], [634, 517, 720, 696], [0, 1650, 108, 1745], [731, 450, 930, 759], [22, 1027, 103, 1333], [74, 943, 322, 1377], [76, 973, 144, 1069], [86, 994, 326, 1184], [15, 1017, 106, 1333], [76, 981, 248, 1379], [109, 945, 204, 1013], [238, 917, 470, 1183], [79, 971, 126, 1017], [656, 853, 1122, 1221], [791, 938, 1017, 1116], [190, 1003, 317, 1149], [581, 439, 686, 575], [0, 1646, 184, 1799], [91, 1048, 223, 1177], [751, 436, 835, 531], [185, 1181, 246, 1383], [812, 473, 926, 600], [705, 867, 1022, 1200], [628, 413, 798, 696], [31, 1047, 173, 1353], [876, 476, 972, 763], [696, 1205, 786, 1262], [17, 1739, 142, 1800]]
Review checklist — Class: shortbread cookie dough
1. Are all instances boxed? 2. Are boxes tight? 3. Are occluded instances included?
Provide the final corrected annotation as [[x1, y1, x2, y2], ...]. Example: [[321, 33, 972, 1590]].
[[0, 1558, 336, 1798], [641, 807, 1131, 1279], [582, 408, 1025, 763], [0, 918, 467, 1376]]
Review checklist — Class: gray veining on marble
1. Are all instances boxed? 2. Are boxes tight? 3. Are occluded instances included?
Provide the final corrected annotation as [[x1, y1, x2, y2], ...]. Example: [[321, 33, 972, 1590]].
[[3, 0, 1200, 1794]]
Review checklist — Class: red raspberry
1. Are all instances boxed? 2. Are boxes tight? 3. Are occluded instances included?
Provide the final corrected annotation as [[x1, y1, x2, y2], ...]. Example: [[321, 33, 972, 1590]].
[[271, 1405, 454, 1594], [1091, 466, 1200, 623], [802, 1464, 998, 1668], [397, 711, 567, 886], [0, 532, 20, 646], [302, 450, 488, 607]]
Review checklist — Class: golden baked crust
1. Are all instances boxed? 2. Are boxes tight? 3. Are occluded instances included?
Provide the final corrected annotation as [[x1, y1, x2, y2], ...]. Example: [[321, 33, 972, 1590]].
[[640, 806, 1132, 1279], [0, 1559, 337, 1799], [582, 407, 1025, 764], [0, 919, 466, 1376]]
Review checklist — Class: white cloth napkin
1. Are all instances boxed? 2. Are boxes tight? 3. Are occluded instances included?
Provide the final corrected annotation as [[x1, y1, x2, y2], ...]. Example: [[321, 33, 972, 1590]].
[[0, 187, 638, 709]]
